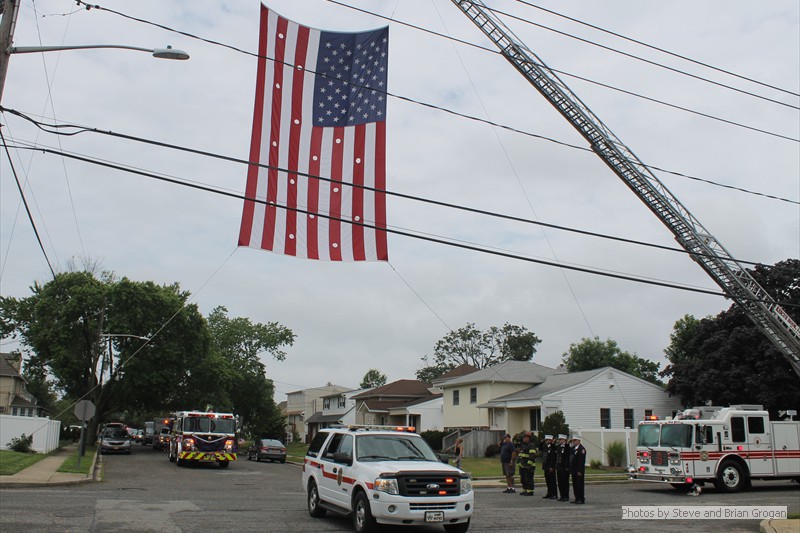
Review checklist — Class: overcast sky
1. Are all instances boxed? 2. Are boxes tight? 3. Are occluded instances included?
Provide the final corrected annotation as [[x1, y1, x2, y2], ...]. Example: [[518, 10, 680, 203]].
[[1, 0, 798, 401]]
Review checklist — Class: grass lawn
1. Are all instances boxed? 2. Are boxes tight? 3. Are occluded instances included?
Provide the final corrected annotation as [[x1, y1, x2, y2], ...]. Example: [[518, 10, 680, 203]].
[[57, 445, 96, 475], [286, 441, 308, 461], [0, 449, 47, 476]]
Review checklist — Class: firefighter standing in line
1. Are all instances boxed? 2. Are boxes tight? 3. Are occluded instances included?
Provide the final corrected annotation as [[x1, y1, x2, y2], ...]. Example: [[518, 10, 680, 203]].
[[517, 432, 536, 496], [541, 434, 558, 499], [569, 434, 587, 504], [556, 434, 570, 502]]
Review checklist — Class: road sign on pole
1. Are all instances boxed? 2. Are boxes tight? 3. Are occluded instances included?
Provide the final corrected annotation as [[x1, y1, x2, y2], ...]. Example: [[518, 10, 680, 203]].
[[74, 400, 96, 466]]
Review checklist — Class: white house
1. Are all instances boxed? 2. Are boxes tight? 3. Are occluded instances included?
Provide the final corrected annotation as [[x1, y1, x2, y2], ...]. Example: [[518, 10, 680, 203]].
[[305, 387, 369, 441]]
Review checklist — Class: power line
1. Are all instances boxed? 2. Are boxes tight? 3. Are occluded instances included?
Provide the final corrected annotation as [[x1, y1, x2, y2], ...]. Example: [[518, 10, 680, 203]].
[[74, 1, 799, 146], [513, 0, 799, 98], [4, 141, 735, 299], [481, 3, 799, 110], [7, 107, 795, 268]]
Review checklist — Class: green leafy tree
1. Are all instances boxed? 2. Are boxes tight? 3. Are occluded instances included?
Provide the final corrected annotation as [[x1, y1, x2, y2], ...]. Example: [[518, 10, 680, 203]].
[[416, 322, 541, 380], [537, 410, 570, 443], [206, 306, 295, 438], [660, 260, 800, 415], [0, 271, 211, 437], [359, 368, 387, 389], [562, 337, 661, 384]]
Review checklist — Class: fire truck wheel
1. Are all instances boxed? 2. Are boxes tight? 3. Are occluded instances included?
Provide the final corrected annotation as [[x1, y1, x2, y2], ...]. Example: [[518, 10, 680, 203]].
[[353, 490, 377, 533], [307, 480, 327, 518], [176, 455, 185, 467], [714, 461, 746, 493], [218, 461, 230, 469]]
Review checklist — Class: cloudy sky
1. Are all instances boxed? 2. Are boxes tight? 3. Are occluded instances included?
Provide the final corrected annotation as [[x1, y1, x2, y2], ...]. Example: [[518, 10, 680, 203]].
[[1, 0, 798, 401]]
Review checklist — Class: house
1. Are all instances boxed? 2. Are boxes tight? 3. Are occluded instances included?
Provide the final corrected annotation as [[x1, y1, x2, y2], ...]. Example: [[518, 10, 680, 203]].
[[440, 360, 561, 430], [429, 363, 479, 392], [0, 353, 43, 417], [440, 361, 684, 462], [304, 388, 367, 442], [351, 379, 442, 431], [475, 366, 683, 434], [285, 382, 352, 443]]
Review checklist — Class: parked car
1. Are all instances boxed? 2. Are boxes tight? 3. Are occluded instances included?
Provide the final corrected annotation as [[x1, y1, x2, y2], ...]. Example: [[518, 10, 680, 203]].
[[247, 438, 287, 463], [99, 427, 132, 455], [132, 429, 145, 444]]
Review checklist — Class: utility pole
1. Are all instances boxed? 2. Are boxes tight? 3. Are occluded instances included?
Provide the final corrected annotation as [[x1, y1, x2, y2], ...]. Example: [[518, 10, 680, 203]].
[[0, 0, 20, 104]]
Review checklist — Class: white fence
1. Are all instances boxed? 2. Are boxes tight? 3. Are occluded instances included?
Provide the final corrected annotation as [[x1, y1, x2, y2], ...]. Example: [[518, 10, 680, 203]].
[[0, 414, 61, 453], [578, 428, 637, 467]]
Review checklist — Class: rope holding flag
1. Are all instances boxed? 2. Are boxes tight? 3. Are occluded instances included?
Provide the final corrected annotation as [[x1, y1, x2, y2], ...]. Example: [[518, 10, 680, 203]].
[[239, 4, 389, 262]]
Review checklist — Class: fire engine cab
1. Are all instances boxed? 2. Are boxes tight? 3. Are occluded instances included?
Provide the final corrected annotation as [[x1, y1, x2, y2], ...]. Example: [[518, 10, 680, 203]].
[[630, 405, 800, 492], [168, 410, 238, 468]]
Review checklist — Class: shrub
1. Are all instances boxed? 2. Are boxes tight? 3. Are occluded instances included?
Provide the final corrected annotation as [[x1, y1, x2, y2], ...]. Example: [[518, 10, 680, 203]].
[[420, 430, 447, 452], [606, 440, 626, 467], [7, 433, 34, 453], [589, 458, 602, 469], [485, 443, 500, 457]]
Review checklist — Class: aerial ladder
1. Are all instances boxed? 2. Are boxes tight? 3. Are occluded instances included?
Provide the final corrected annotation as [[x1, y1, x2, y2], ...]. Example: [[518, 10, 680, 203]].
[[451, 0, 800, 376]]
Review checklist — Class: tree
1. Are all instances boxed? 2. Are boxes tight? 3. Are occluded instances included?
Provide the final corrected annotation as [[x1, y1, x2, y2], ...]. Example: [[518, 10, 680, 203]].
[[0, 271, 211, 437], [205, 306, 295, 438], [660, 260, 800, 415], [359, 369, 387, 389], [537, 410, 570, 442], [562, 337, 661, 384], [416, 322, 541, 380]]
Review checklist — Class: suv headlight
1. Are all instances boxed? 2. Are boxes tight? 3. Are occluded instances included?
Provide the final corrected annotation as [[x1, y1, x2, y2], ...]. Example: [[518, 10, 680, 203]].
[[373, 478, 399, 495], [459, 475, 473, 495]]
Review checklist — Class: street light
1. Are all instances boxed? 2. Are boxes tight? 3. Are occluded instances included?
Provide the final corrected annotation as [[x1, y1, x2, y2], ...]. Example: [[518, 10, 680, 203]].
[[9, 44, 190, 60]]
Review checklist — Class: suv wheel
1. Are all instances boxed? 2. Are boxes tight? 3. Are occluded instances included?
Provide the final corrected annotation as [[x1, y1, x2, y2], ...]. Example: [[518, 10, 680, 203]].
[[352, 491, 377, 533], [444, 519, 471, 533], [307, 481, 327, 518]]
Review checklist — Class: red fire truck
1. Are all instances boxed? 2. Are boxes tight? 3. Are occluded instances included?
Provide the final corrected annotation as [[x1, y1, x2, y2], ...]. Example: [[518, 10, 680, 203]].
[[167, 411, 238, 468], [630, 405, 800, 493]]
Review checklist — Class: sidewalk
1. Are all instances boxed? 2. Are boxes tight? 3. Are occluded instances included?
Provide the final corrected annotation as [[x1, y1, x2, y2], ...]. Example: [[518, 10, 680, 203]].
[[0, 443, 98, 487]]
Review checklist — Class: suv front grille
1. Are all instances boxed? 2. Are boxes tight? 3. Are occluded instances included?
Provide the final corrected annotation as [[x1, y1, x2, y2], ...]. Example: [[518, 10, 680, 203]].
[[396, 473, 460, 497]]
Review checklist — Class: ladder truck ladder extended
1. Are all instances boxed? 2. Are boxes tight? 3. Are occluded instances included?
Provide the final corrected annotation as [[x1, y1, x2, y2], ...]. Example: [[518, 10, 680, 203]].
[[451, 0, 800, 376]]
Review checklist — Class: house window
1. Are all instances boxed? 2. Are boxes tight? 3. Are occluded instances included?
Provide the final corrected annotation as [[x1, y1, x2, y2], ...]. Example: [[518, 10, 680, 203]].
[[338, 396, 346, 408], [644, 409, 653, 418], [600, 408, 611, 429], [323, 398, 331, 409], [530, 409, 541, 431], [452, 390, 460, 406], [469, 387, 477, 404], [624, 409, 634, 429], [11, 407, 18, 416]]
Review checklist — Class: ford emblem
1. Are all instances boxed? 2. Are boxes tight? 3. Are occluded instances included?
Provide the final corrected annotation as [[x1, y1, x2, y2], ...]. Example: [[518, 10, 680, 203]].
[[427, 483, 440, 490]]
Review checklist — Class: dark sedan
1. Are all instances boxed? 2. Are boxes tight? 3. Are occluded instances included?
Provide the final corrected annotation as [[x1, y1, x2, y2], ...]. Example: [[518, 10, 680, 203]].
[[247, 439, 286, 463]]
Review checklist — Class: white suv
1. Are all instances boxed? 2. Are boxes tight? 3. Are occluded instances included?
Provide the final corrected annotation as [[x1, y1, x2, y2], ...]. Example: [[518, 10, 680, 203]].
[[301, 427, 473, 533]]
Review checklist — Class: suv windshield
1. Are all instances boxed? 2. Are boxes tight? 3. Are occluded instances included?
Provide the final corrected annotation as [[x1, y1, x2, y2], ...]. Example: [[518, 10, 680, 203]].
[[104, 429, 128, 439], [356, 434, 439, 462]]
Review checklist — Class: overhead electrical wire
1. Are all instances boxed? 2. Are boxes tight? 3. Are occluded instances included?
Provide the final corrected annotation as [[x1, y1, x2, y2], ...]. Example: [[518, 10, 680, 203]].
[[513, 0, 799, 98], [481, 3, 799, 110], [3, 107, 796, 275], [10, 140, 800, 308], [73, 1, 799, 145]]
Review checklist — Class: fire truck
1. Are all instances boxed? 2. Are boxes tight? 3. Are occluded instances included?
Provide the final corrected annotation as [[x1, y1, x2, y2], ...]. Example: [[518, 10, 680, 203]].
[[167, 410, 239, 468], [630, 405, 800, 493]]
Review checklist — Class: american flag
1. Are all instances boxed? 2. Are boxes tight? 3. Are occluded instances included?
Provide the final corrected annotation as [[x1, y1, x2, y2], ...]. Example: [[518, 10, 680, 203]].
[[239, 5, 389, 261]]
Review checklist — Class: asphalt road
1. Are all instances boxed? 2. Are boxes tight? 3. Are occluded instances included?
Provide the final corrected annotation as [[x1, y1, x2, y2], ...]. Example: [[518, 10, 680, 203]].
[[0, 444, 797, 532]]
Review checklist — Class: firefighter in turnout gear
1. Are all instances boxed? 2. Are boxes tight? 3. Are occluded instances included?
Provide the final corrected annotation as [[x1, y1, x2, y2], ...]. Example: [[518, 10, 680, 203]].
[[556, 434, 570, 501], [517, 432, 536, 496], [569, 434, 586, 504], [541, 434, 558, 499]]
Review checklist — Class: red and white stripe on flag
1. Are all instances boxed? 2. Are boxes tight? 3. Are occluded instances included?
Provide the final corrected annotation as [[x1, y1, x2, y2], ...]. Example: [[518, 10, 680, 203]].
[[239, 4, 389, 262]]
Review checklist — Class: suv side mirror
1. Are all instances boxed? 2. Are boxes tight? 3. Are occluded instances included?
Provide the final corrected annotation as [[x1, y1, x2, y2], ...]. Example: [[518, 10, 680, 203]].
[[333, 452, 353, 466]]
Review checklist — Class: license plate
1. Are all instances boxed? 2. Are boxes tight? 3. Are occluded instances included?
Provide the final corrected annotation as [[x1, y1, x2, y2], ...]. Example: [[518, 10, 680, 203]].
[[425, 511, 444, 523]]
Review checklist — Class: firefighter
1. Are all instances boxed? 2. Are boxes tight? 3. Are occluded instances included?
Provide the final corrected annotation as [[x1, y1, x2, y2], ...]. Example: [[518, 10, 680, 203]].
[[556, 434, 570, 501], [516, 431, 536, 496], [569, 434, 586, 504], [541, 434, 558, 499]]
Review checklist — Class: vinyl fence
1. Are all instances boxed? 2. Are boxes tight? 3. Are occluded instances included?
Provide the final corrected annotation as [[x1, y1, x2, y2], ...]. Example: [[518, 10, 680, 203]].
[[0, 414, 61, 453]]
